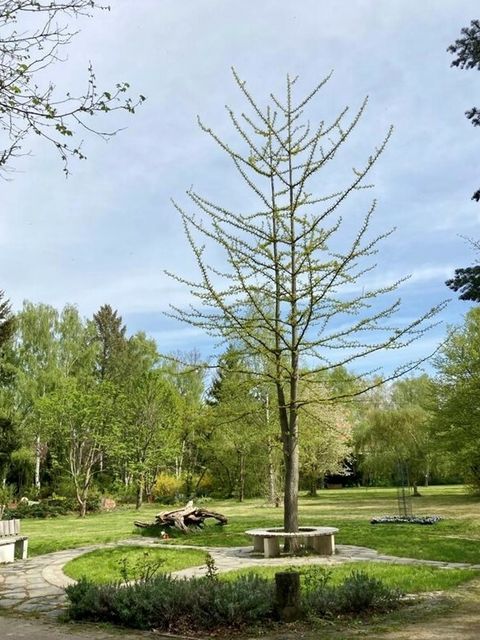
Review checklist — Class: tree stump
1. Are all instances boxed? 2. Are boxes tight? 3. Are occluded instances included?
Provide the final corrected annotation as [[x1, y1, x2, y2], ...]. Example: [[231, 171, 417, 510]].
[[274, 571, 301, 622]]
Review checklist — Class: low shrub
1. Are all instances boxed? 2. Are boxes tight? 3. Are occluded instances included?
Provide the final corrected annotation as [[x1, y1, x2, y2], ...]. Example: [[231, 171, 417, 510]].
[[3, 493, 101, 519], [65, 563, 402, 632], [301, 566, 402, 618], [4, 501, 67, 519], [152, 473, 183, 504], [66, 572, 275, 632], [337, 570, 401, 613], [110, 483, 137, 505]]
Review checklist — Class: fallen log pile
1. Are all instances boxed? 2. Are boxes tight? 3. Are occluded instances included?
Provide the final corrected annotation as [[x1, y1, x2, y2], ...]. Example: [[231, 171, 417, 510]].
[[134, 500, 227, 533]]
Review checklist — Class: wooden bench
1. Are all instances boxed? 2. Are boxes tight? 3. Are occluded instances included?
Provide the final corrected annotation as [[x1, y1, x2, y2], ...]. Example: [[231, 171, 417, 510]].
[[245, 526, 338, 558], [0, 519, 29, 563]]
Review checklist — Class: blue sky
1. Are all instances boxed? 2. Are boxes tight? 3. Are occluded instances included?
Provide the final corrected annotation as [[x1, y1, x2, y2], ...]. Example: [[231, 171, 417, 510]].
[[1, 0, 479, 374]]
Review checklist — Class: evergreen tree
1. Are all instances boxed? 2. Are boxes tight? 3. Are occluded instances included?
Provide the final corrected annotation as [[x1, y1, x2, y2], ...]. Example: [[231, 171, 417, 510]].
[[92, 304, 127, 382], [448, 19, 480, 201], [0, 291, 14, 348], [206, 346, 265, 500], [445, 238, 480, 302]]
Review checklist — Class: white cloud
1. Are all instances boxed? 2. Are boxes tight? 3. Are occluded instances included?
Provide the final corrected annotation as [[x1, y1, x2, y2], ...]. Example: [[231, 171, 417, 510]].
[[0, 0, 478, 371]]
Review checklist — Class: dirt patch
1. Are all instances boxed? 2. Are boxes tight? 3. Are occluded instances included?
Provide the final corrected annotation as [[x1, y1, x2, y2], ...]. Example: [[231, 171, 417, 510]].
[[242, 578, 480, 640], [367, 578, 480, 640], [0, 614, 152, 639]]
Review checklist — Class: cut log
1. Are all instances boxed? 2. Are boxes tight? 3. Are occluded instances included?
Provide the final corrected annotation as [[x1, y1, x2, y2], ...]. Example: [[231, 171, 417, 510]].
[[134, 501, 227, 533]]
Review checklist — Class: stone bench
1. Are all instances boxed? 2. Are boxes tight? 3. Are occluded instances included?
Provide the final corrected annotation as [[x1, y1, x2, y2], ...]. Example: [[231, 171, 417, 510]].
[[245, 526, 338, 558], [0, 519, 29, 563]]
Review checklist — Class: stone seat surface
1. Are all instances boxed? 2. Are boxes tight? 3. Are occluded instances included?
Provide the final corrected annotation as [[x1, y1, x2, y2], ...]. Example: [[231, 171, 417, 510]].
[[245, 526, 338, 537]]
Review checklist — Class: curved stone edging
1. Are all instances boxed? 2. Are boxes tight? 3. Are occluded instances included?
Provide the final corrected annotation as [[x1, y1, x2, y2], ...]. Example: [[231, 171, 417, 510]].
[[2, 538, 480, 617]]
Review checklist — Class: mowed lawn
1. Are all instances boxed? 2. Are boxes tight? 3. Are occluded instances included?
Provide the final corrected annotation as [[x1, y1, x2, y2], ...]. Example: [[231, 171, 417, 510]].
[[22, 485, 480, 564]]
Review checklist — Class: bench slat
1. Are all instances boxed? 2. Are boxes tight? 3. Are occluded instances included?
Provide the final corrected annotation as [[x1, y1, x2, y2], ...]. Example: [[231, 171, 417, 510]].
[[0, 519, 20, 537]]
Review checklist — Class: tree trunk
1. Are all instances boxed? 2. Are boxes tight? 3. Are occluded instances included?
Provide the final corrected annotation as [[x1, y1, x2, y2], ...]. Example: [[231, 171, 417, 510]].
[[284, 443, 299, 532], [308, 475, 317, 497], [277, 385, 300, 547], [184, 473, 193, 497], [136, 475, 144, 510], [176, 439, 185, 479], [238, 451, 245, 502], [194, 467, 208, 496], [76, 489, 87, 518], [283, 408, 299, 551], [34, 434, 41, 490], [268, 437, 277, 505], [412, 481, 422, 497], [424, 461, 430, 487]]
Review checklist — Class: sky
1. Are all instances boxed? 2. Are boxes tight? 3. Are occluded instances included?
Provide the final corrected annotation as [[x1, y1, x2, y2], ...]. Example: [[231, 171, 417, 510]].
[[1, 0, 479, 375]]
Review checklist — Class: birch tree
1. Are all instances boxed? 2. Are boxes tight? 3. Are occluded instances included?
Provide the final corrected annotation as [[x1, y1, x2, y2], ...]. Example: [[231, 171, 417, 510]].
[[168, 70, 444, 536], [37, 379, 120, 516]]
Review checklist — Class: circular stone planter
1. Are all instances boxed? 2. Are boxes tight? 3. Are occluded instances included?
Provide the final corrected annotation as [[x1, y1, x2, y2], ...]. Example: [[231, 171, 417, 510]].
[[245, 526, 338, 558]]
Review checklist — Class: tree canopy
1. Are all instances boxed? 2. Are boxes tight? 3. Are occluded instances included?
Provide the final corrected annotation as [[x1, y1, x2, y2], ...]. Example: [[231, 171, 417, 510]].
[[445, 238, 480, 302], [448, 19, 480, 201], [431, 307, 480, 490]]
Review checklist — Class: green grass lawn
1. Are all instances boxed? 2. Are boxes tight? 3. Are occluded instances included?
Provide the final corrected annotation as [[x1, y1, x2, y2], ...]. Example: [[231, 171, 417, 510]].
[[222, 562, 480, 594], [21, 485, 480, 566], [63, 546, 207, 584]]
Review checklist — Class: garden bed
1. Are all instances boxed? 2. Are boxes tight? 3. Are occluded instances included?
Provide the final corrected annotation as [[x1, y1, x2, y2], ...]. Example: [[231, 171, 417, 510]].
[[371, 515, 442, 525]]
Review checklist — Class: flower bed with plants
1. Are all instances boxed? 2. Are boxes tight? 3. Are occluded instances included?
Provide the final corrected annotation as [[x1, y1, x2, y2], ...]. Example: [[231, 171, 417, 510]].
[[65, 558, 403, 634], [371, 515, 442, 525]]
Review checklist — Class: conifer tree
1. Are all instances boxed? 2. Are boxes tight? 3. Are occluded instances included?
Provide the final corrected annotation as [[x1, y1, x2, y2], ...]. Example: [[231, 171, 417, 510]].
[[92, 304, 127, 382], [169, 70, 444, 537], [448, 18, 480, 202], [0, 290, 14, 350]]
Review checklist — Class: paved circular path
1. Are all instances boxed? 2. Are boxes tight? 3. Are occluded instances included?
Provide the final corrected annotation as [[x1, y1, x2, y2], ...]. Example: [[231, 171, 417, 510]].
[[1, 538, 480, 618]]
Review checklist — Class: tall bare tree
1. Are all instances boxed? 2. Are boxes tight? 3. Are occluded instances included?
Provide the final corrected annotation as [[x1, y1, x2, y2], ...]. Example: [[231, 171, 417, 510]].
[[168, 70, 444, 537]]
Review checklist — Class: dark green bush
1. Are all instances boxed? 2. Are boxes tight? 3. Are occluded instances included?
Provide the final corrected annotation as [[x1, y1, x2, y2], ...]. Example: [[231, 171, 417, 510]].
[[66, 573, 274, 631], [4, 493, 101, 519], [302, 567, 402, 617], [65, 568, 401, 632], [337, 570, 401, 613], [3, 501, 67, 519]]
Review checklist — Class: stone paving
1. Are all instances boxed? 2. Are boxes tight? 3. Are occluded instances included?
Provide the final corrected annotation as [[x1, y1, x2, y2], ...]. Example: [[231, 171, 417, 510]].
[[1, 538, 480, 618]]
